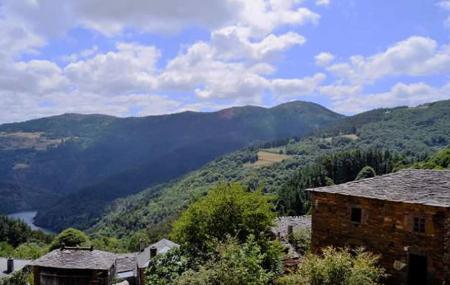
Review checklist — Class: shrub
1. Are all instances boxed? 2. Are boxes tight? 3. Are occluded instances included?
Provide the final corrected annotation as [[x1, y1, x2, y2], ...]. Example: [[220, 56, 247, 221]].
[[276, 247, 385, 285], [288, 228, 311, 255], [145, 247, 191, 285], [49, 228, 90, 250], [355, 166, 376, 180], [174, 236, 275, 285]]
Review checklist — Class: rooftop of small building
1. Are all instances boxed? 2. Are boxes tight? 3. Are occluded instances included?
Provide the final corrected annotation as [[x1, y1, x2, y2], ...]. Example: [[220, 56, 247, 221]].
[[136, 239, 180, 268], [307, 169, 450, 207], [31, 246, 117, 271], [0, 258, 31, 278]]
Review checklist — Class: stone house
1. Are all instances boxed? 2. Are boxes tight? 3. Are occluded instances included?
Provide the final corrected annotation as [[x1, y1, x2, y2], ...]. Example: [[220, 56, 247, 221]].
[[31, 246, 117, 285], [307, 169, 450, 285], [136, 239, 180, 285], [30, 239, 179, 285]]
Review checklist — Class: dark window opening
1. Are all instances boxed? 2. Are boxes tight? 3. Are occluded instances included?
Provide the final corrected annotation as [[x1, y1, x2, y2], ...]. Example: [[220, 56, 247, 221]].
[[413, 217, 426, 233], [351, 207, 362, 224]]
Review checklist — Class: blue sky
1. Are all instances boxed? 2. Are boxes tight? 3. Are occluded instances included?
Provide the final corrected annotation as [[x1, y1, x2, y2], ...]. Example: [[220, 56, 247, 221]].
[[0, 0, 449, 123]]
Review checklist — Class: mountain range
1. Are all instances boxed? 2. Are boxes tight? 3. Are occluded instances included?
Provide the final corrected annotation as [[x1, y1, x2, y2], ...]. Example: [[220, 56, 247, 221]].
[[90, 99, 450, 239], [0, 101, 342, 230]]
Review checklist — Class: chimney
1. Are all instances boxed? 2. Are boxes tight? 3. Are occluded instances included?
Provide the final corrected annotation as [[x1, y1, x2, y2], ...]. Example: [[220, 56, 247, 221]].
[[150, 246, 157, 258], [6, 258, 14, 274], [139, 240, 146, 252], [287, 225, 293, 237]]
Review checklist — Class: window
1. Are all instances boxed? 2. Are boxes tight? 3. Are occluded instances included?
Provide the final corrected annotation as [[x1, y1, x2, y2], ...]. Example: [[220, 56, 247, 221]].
[[351, 207, 362, 224], [413, 217, 426, 233]]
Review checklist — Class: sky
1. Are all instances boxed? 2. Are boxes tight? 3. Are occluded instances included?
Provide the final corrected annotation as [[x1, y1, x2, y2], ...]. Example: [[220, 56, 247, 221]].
[[0, 0, 449, 123]]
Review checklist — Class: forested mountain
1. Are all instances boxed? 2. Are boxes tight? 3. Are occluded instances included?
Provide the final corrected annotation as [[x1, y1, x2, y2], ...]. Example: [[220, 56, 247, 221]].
[[0, 101, 342, 228], [91, 100, 450, 240]]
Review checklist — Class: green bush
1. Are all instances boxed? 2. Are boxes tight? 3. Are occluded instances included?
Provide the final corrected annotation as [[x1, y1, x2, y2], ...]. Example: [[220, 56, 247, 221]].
[[145, 248, 191, 285], [355, 166, 376, 180], [49, 228, 90, 250], [171, 183, 275, 255], [288, 228, 311, 255], [276, 247, 385, 285], [174, 236, 275, 285]]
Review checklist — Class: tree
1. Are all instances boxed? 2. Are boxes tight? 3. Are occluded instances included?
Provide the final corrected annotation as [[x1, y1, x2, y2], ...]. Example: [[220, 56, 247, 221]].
[[49, 228, 90, 250], [355, 166, 376, 180], [145, 248, 191, 285], [174, 236, 274, 285], [171, 183, 275, 255]]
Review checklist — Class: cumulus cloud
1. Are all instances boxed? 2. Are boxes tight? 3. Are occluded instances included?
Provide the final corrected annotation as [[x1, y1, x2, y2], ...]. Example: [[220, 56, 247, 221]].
[[271, 73, 326, 99], [315, 52, 335, 66], [212, 26, 306, 61], [330, 82, 450, 114], [437, 1, 450, 28], [326, 36, 450, 84], [2, 0, 318, 37], [65, 43, 160, 95], [316, 0, 331, 7]]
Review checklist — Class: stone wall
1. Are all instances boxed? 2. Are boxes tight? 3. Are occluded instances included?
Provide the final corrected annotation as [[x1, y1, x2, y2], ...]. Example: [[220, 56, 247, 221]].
[[310, 192, 449, 285]]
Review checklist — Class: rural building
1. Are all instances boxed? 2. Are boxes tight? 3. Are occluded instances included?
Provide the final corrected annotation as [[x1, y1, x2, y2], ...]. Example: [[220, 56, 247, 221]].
[[30, 239, 179, 285], [136, 239, 180, 285], [0, 257, 31, 280], [31, 246, 117, 285], [307, 169, 450, 285]]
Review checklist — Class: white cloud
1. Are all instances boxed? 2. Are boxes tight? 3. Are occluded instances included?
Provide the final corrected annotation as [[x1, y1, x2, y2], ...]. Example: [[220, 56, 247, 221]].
[[2, 0, 319, 37], [327, 36, 450, 84], [315, 52, 335, 66], [319, 84, 362, 99], [0, 19, 44, 58], [438, 1, 450, 28], [316, 0, 330, 7], [331, 82, 450, 114], [212, 26, 305, 61], [437, 1, 450, 10], [0, 59, 68, 95], [65, 43, 160, 95], [233, 0, 320, 35], [271, 73, 326, 99]]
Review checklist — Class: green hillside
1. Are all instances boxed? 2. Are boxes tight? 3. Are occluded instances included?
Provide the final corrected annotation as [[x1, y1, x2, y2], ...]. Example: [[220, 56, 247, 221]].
[[91, 100, 450, 239], [0, 101, 342, 230]]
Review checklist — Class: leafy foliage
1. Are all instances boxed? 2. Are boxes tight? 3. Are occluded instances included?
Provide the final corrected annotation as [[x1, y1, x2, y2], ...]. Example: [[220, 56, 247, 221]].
[[355, 166, 376, 180], [276, 247, 385, 285], [171, 183, 276, 255], [412, 145, 450, 169], [49, 228, 90, 250], [277, 149, 397, 216], [0, 215, 50, 259], [288, 228, 311, 256], [145, 247, 191, 285], [0, 270, 30, 285], [174, 236, 277, 285]]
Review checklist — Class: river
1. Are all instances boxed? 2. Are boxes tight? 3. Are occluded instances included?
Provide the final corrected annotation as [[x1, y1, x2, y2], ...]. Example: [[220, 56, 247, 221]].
[[7, 211, 54, 234]]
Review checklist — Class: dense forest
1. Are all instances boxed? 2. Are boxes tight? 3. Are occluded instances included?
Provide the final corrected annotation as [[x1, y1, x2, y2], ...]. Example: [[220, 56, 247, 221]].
[[91, 100, 450, 241], [0, 101, 342, 230]]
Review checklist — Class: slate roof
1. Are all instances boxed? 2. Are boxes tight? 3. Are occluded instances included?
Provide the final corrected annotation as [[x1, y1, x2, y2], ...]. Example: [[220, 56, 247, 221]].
[[0, 258, 31, 278], [307, 169, 450, 207], [31, 248, 116, 270], [136, 239, 179, 268], [115, 253, 137, 274]]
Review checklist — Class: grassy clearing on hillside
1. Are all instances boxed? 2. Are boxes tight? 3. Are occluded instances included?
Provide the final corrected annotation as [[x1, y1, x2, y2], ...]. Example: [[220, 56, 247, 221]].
[[244, 150, 292, 168], [322, 134, 359, 143]]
